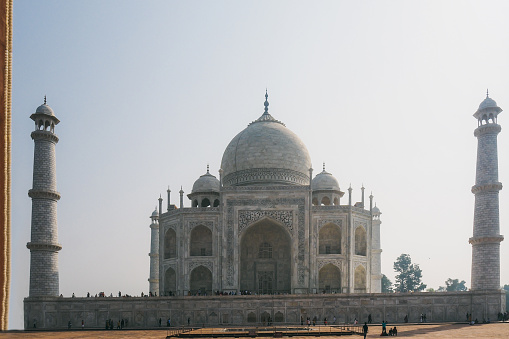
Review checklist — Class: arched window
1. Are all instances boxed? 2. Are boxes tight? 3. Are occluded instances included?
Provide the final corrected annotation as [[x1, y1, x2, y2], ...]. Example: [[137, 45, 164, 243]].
[[213, 199, 220, 207], [247, 312, 257, 323], [164, 229, 177, 259], [164, 267, 176, 296], [190, 225, 212, 256], [319, 223, 341, 254], [321, 196, 331, 206], [312, 197, 319, 206], [354, 265, 367, 292], [319, 263, 341, 293], [258, 242, 272, 258], [333, 197, 339, 205], [190, 265, 212, 295], [193, 199, 199, 207], [355, 226, 367, 256], [201, 198, 210, 207]]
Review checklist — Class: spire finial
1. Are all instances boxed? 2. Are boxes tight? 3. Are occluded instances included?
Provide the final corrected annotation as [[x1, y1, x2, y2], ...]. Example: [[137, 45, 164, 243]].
[[207, 164, 210, 173], [264, 89, 269, 114], [44, 95, 47, 105], [486, 88, 489, 98], [323, 162, 325, 171]]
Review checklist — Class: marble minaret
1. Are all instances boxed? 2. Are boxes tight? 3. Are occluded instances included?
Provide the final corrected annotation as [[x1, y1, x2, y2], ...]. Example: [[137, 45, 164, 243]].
[[148, 208, 160, 295], [27, 99, 61, 297], [470, 92, 504, 290]]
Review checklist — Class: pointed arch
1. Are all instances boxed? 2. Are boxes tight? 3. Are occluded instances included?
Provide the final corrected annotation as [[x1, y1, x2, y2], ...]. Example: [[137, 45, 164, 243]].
[[164, 228, 177, 259], [190, 265, 212, 295], [319, 223, 341, 254], [190, 225, 212, 256], [319, 263, 341, 293], [355, 226, 367, 256], [164, 267, 176, 296], [354, 265, 366, 292]]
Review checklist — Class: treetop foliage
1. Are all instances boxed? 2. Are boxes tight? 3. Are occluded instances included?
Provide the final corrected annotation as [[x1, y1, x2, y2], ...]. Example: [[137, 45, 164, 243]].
[[393, 254, 426, 292]]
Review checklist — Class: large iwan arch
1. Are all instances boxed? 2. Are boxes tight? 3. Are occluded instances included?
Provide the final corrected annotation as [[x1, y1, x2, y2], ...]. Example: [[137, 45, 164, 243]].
[[239, 218, 292, 294]]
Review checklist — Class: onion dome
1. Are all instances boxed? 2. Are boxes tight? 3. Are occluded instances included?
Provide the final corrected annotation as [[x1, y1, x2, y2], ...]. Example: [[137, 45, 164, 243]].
[[311, 163, 340, 192], [372, 204, 381, 214], [220, 90, 312, 186], [191, 165, 220, 193]]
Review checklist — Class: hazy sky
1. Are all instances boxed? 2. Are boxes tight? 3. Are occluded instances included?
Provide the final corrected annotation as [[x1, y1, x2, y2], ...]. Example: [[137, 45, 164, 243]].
[[9, 0, 509, 329]]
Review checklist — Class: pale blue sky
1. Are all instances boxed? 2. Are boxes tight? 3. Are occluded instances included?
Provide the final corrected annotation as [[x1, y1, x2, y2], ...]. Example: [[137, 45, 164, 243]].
[[9, 0, 509, 329]]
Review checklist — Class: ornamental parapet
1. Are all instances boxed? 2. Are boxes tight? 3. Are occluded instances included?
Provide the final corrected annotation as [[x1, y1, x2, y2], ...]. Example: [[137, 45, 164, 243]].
[[471, 182, 503, 194], [474, 123, 501, 137], [165, 207, 220, 216], [28, 189, 61, 201], [26, 242, 62, 252], [468, 235, 504, 245], [30, 130, 59, 143]]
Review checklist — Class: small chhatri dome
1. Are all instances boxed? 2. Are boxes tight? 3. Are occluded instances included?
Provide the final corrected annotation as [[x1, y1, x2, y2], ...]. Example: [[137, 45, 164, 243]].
[[474, 90, 502, 119], [151, 208, 158, 218], [311, 163, 340, 191], [372, 204, 381, 214], [191, 165, 220, 193], [478, 93, 498, 110], [35, 96, 56, 117]]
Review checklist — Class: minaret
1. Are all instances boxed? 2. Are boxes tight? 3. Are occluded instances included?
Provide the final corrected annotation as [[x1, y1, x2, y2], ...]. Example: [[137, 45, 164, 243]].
[[370, 198, 382, 293], [470, 91, 504, 290], [27, 99, 62, 297], [148, 207, 159, 295]]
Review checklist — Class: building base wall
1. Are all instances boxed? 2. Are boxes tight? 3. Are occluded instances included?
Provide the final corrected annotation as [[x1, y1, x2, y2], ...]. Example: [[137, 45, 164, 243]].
[[24, 290, 506, 329]]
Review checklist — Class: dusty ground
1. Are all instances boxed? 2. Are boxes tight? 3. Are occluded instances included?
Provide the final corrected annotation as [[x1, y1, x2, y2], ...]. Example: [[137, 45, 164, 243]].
[[1, 323, 509, 338]]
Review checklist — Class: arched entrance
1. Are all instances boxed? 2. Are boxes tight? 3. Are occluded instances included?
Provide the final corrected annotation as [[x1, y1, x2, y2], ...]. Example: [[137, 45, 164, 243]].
[[318, 263, 341, 293], [164, 267, 176, 296], [240, 218, 292, 294], [190, 265, 212, 295]]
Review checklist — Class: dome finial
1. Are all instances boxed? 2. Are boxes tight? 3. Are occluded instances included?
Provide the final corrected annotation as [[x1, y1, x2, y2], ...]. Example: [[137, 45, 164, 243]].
[[44, 95, 47, 105], [207, 164, 210, 173], [323, 162, 325, 171], [487, 88, 489, 98], [264, 89, 269, 115]]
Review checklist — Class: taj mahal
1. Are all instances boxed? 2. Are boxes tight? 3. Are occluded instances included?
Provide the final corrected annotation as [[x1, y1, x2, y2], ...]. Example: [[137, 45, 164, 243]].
[[149, 91, 382, 297], [23, 91, 505, 328]]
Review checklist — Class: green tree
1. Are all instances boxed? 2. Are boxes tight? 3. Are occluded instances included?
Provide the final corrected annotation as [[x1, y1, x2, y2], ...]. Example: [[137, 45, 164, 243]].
[[393, 254, 427, 292], [445, 278, 467, 291], [382, 274, 393, 293]]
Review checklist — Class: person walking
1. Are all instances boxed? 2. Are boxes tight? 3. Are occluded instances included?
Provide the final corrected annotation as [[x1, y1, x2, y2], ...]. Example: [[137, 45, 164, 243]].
[[363, 322, 368, 339]]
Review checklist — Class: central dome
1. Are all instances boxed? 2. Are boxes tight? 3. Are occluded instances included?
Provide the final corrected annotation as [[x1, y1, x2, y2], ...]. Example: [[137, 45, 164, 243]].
[[221, 92, 312, 186]]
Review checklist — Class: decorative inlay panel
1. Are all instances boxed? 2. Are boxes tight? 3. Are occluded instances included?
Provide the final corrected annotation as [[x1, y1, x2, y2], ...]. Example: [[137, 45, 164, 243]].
[[189, 221, 214, 231], [188, 261, 213, 273], [238, 210, 293, 234], [317, 259, 342, 271], [354, 220, 367, 231], [317, 219, 342, 230]]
